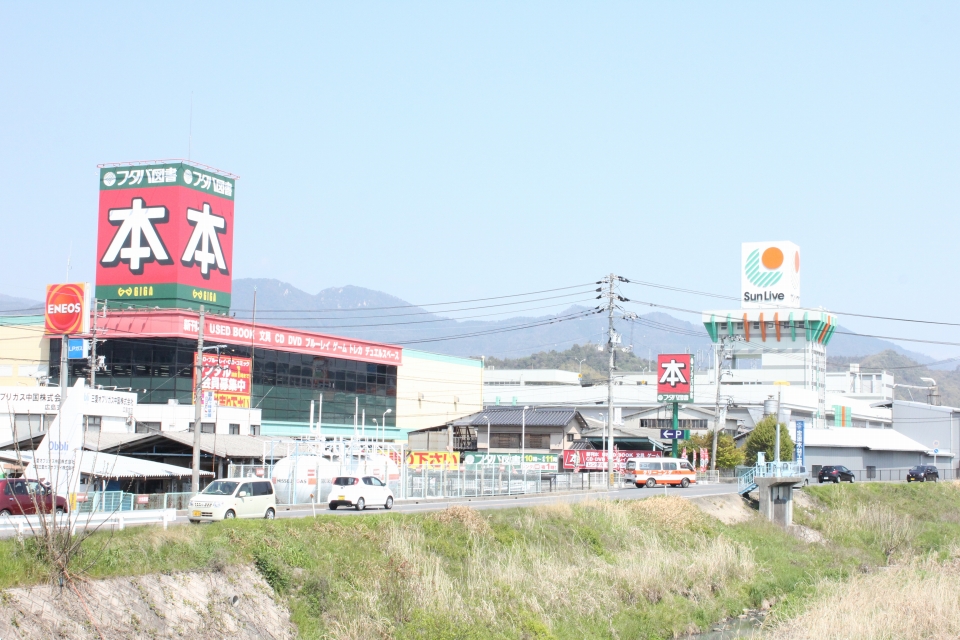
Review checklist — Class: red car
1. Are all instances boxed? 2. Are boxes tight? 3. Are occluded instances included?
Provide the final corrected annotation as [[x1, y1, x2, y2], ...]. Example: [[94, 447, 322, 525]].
[[0, 479, 69, 517]]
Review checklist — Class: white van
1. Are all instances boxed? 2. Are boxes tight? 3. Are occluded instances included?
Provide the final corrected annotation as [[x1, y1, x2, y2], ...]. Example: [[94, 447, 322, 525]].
[[625, 457, 697, 488], [189, 479, 277, 522]]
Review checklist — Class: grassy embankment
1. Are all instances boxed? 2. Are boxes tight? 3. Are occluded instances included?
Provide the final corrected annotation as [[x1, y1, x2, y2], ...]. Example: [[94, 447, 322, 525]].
[[2, 483, 960, 639]]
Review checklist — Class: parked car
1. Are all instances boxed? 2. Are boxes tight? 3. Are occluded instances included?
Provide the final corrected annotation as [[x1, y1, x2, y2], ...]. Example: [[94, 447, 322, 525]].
[[907, 465, 939, 482], [328, 475, 394, 511], [188, 479, 276, 523], [0, 479, 69, 517], [817, 465, 855, 483]]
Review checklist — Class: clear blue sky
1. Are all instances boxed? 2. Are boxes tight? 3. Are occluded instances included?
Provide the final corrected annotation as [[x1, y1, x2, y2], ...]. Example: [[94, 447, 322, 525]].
[[1, 3, 958, 357]]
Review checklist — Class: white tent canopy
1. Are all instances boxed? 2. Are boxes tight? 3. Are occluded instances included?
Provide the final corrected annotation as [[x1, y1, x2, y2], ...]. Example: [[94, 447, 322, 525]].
[[0, 450, 211, 479]]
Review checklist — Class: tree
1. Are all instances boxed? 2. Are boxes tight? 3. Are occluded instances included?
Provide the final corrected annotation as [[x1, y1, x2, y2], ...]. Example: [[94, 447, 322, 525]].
[[680, 431, 744, 469], [743, 415, 794, 466]]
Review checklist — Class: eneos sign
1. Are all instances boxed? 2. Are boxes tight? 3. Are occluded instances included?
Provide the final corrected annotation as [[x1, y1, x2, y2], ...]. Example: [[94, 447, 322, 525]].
[[657, 353, 693, 403], [44, 283, 90, 335], [95, 162, 236, 313]]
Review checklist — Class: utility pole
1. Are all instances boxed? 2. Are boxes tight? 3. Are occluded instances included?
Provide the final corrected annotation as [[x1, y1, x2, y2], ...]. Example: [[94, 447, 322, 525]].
[[605, 273, 616, 487], [191, 305, 205, 494], [59, 335, 68, 410], [89, 299, 101, 389], [711, 336, 733, 471]]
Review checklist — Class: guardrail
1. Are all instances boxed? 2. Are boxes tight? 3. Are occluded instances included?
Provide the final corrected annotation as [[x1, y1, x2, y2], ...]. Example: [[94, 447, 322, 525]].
[[0, 509, 177, 538]]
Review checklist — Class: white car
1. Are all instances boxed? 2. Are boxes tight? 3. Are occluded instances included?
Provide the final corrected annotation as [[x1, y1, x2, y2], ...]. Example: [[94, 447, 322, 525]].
[[328, 475, 394, 511], [189, 479, 277, 522]]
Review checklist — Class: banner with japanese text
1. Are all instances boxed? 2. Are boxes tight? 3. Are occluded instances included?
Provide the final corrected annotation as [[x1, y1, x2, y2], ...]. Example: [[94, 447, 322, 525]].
[[193, 353, 252, 408], [406, 451, 459, 470], [462, 452, 558, 471], [562, 450, 661, 470]]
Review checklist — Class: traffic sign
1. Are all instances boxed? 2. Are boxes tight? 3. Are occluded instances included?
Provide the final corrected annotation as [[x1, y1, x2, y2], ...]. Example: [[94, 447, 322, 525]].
[[67, 338, 89, 360], [660, 429, 690, 440]]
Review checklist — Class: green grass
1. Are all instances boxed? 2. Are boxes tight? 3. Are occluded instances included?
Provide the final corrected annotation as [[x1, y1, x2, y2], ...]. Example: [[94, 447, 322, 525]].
[[2, 483, 960, 639]]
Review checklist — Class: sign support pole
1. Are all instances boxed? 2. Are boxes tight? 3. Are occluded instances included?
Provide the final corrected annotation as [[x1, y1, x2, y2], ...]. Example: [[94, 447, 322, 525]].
[[671, 402, 679, 458], [191, 305, 205, 494], [59, 335, 69, 410]]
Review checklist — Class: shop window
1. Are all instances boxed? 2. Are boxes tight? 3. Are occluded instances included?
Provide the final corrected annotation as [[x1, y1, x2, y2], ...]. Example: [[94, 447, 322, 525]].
[[229, 423, 240, 435], [525, 434, 550, 449], [201, 423, 215, 434], [84, 416, 102, 432], [567, 433, 575, 442], [250, 424, 261, 436], [136, 421, 161, 434]]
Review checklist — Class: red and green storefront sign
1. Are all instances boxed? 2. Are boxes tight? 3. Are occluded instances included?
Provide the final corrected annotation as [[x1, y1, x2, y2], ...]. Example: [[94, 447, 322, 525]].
[[95, 161, 236, 313]]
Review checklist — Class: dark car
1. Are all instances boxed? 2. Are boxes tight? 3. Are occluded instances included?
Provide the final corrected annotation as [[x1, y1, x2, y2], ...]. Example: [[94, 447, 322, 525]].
[[0, 479, 69, 517], [818, 465, 855, 484], [907, 465, 939, 483]]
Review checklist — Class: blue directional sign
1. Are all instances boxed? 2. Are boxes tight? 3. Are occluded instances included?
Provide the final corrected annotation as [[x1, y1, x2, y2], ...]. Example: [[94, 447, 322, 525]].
[[67, 338, 89, 360], [660, 429, 690, 440]]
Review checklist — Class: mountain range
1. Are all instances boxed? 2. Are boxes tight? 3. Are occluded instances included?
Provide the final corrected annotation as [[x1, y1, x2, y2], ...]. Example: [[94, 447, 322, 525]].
[[0, 280, 936, 364]]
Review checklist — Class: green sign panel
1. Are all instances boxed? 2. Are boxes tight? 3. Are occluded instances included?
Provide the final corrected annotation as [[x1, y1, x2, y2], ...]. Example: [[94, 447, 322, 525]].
[[463, 453, 558, 469]]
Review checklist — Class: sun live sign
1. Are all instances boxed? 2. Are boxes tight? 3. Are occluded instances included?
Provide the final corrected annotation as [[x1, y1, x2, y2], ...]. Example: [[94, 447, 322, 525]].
[[741, 241, 801, 309], [95, 162, 236, 313]]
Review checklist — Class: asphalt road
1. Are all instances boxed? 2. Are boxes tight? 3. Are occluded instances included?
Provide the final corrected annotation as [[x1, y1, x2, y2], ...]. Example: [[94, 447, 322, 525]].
[[174, 482, 739, 525]]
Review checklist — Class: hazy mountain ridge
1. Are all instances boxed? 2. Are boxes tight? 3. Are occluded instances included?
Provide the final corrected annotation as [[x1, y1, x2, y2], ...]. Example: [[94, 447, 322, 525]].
[[0, 281, 939, 364]]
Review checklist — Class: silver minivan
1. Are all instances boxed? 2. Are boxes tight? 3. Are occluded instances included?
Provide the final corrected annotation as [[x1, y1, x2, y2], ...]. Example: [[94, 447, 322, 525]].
[[189, 479, 277, 522]]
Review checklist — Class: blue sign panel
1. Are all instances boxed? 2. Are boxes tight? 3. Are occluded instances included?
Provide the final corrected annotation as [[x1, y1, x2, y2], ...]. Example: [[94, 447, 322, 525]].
[[67, 338, 88, 360], [660, 429, 689, 440], [794, 420, 805, 467]]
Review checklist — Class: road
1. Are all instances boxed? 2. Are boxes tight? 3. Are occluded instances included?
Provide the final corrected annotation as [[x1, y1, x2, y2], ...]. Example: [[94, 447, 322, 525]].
[[173, 482, 738, 525]]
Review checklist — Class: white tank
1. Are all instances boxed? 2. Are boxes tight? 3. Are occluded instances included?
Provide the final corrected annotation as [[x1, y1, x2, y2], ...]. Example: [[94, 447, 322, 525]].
[[763, 396, 779, 417], [270, 453, 400, 504]]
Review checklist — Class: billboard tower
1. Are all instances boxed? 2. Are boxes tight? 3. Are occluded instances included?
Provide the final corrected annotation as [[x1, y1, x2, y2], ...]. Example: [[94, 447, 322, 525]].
[[95, 161, 236, 313]]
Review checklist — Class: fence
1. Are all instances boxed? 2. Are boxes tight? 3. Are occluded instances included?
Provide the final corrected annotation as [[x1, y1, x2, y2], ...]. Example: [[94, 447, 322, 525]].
[[0, 509, 176, 538], [403, 466, 615, 500]]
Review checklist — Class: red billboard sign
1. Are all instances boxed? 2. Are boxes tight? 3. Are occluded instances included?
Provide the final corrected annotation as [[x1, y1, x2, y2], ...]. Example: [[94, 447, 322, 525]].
[[95, 162, 236, 313], [562, 450, 661, 470], [193, 353, 253, 408], [657, 353, 693, 402], [44, 283, 90, 335], [100, 309, 403, 366]]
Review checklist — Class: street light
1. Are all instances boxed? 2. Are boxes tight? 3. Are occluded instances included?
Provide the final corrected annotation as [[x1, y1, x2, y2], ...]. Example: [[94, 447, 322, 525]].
[[372, 419, 378, 444], [521, 406, 529, 475], [382, 409, 392, 443], [484, 416, 491, 454]]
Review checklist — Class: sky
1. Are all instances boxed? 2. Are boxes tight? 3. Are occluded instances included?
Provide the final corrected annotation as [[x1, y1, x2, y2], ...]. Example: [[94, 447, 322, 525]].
[[1, 3, 958, 358]]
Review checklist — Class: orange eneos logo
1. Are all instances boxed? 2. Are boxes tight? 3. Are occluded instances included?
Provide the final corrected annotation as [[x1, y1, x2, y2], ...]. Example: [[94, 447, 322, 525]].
[[45, 283, 88, 334]]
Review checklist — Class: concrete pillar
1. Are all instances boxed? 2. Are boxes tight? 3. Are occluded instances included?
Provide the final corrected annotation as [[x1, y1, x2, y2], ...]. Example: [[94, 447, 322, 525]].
[[755, 476, 804, 527]]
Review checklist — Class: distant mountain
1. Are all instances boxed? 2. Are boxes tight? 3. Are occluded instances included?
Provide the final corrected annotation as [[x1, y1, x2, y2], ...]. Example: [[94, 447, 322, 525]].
[[229, 279, 719, 358], [827, 328, 932, 364], [0, 282, 936, 365], [0, 294, 42, 315]]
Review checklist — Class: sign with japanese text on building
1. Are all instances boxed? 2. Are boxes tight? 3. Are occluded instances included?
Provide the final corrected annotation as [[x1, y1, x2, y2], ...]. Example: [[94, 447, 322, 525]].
[[96, 162, 236, 313], [44, 283, 91, 335], [99, 309, 402, 366], [193, 353, 252, 408], [406, 451, 459, 470], [463, 452, 558, 471], [657, 354, 693, 403], [562, 450, 661, 470]]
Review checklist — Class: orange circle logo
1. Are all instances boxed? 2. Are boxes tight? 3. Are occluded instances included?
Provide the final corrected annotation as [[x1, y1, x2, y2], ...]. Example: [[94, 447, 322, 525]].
[[761, 247, 784, 270], [45, 284, 86, 334]]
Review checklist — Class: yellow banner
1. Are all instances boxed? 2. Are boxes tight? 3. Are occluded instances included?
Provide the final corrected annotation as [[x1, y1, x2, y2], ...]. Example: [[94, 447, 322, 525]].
[[406, 451, 459, 470]]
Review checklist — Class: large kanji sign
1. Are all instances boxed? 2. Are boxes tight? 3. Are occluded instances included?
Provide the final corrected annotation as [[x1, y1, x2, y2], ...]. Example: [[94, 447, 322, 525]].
[[95, 162, 236, 313], [193, 353, 252, 408], [657, 354, 693, 402]]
